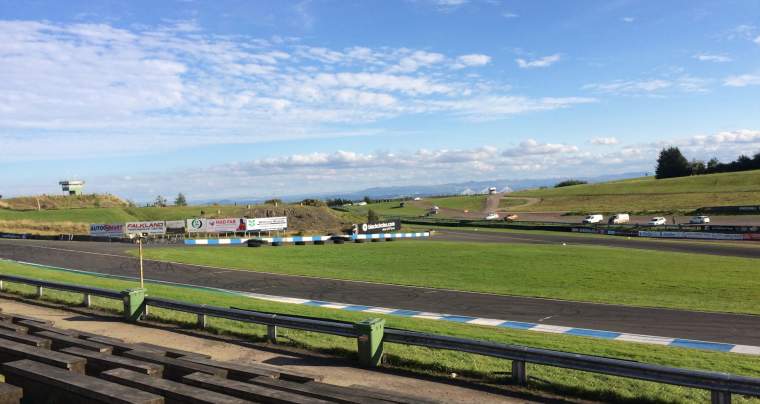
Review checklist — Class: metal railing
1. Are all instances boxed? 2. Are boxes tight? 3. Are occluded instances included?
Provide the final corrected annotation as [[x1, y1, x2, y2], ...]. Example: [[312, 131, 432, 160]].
[[0, 274, 758, 403]]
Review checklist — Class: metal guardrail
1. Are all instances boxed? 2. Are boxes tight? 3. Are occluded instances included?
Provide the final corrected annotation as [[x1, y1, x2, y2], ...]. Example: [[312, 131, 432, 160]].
[[0, 275, 758, 402]]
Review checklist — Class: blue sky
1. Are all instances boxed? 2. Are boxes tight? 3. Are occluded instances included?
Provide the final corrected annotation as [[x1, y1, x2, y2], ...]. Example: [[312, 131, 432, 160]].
[[1, 0, 759, 201]]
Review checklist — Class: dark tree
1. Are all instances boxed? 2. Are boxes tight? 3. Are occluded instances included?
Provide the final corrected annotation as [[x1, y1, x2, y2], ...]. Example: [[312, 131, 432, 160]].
[[554, 179, 588, 188], [174, 193, 187, 206], [363, 195, 372, 204], [154, 195, 167, 207], [707, 157, 720, 171], [690, 159, 706, 175], [367, 209, 379, 223], [655, 147, 691, 179]]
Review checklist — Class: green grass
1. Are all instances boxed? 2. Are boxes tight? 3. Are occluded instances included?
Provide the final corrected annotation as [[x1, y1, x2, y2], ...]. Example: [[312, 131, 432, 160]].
[[1, 260, 759, 403], [345, 195, 487, 219], [510, 170, 760, 212], [343, 201, 427, 218], [498, 198, 531, 208], [427, 195, 487, 211], [141, 240, 760, 314]]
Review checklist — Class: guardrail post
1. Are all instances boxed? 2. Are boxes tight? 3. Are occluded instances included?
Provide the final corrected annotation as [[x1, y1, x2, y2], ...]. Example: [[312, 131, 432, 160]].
[[122, 288, 146, 322], [197, 313, 207, 329], [0, 280, 4, 291], [512, 360, 527, 385], [355, 318, 385, 368], [82, 293, 91, 308], [267, 325, 278, 343], [711, 390, 731, 404], [35, 286, 43, 298]]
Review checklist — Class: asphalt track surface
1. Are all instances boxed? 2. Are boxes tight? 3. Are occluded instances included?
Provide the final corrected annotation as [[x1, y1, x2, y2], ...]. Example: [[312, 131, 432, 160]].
[[1, 238, 759, 346]]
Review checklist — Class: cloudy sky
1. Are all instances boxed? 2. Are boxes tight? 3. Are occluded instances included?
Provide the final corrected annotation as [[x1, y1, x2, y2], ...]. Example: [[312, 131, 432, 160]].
[[1, 0, 759, 201]]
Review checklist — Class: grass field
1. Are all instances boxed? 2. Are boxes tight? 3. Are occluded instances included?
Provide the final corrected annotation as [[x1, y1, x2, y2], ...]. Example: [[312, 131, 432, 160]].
[[342, 201, 427, 218], [344, 195, 488, 219], [426, 195, 487, 211], [141, 240, 760, 314], [1, 259, 759, 403], [509, 169, 760, 212]]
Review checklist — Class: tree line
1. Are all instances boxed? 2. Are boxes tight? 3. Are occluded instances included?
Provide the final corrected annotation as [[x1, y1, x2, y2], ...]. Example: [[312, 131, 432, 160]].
[[655, 147, 760, 179]]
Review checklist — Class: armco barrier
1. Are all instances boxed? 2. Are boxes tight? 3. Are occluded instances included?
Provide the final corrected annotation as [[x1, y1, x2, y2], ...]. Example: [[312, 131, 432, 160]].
[[0, 274, 758, 402]]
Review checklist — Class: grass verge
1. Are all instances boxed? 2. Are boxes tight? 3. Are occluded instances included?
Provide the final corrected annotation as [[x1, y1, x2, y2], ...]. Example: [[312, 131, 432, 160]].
[[141, 240, 760, 314], [1, 260, 759, 403]]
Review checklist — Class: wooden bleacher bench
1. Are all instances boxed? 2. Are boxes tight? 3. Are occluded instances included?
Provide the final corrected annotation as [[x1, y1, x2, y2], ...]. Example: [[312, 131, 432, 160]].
[[120, 350, 226, 382], [0, 328, 51, 349], [101, 368, 249, 404], [0, 323, 28, 334], [1, 360, 163, 404], [60, 347, 164, 378], [85, 336, 166, 355], [0, 314, 53, 326], [0, 382, 23, 404], [15, 320, 78, 337], [177, 355, 320, 382], [246, 376, 394, 404], [134, 343, 211, 359], [34, 331, 113, 353], [0, 339, 86, 373], [182, 372, 331, 404]]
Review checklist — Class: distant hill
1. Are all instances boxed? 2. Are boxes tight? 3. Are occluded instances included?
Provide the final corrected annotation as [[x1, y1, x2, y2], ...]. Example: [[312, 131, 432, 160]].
[[0, 194, 129, 211], [508, 169, 760, 213]]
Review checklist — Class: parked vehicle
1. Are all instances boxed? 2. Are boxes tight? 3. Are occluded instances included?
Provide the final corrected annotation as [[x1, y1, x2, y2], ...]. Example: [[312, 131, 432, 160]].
[[648, 217, 667, 226], [582, 214, 603, 224], [608, 213, 630, 224], [485, 212, 499, 220], [689, 215, 711, 224], [413, 197, 422, 201], [504, 214, 519, 222]]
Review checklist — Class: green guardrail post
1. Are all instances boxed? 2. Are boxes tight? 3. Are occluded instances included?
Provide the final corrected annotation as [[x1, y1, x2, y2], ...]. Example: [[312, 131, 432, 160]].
[[355, 318, 385, 368], [122, 288, 146, 322]]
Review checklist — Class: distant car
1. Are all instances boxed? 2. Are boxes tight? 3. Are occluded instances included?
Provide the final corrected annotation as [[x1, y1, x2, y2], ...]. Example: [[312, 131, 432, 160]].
[[485, 212, 499, 220], [413, 197, 422, 201], [504, 214, 519, 222], [648, 217, 667, 226], [689, 215, 710, 224], [608, 213, 630, 224], [582, 214, 603, 224]]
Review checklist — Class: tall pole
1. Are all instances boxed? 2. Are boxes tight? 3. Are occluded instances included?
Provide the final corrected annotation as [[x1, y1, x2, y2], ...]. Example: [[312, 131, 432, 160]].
[[138, 237, 144, 288]]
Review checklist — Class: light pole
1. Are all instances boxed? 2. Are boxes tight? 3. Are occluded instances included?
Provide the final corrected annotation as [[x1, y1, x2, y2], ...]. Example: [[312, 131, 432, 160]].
[[137, 235, 145, 288]]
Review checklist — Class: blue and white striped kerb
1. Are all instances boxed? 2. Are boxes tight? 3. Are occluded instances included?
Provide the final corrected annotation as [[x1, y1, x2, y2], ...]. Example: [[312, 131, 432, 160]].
[[185, 238, 249, 245], [351, 232, 430, 240], [241, 291, 760, 356], [184, 232, 430, 245]]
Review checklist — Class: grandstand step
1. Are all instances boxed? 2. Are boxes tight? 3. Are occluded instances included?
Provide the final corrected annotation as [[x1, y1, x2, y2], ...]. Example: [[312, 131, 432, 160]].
[[1, 360, 163, 404], [0, 314, 53, 326], [101, 368, 250, 404], [85, 336, 166, 355], [0, 328, 51, 349], [0, 323, 28, 335], [183, 372, 331, 404], [134, 343, 211, 359], [15, 320, 78, 337], [0, 339, 86, 373], [177, 355, 319, 383], [60, 347, 164, 378], [34, 331, 113, 353], [0, 382, 23, 404], [121, 350, 226, 382]]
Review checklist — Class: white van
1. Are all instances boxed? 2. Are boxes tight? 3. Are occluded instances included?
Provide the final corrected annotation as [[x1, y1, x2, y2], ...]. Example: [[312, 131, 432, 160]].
[[582, 214, 603, 224], [609, 213, 630, 224]]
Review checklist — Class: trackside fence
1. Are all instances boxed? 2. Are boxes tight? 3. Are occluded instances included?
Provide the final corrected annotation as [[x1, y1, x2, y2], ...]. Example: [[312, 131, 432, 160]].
[[0, 273, 758, 403]]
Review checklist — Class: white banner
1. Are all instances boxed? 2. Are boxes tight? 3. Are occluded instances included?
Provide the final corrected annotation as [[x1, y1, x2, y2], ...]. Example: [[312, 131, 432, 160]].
[[90, 223, 124, 238], [186, 218, 247, 233], [126, 221, 166, 235], [245, 216, 288, 231], [165, 220, 185, 229], [638, 230, 743, 240]]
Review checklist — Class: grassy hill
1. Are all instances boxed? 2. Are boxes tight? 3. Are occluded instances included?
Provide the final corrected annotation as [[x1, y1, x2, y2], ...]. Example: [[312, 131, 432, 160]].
[[0, 194, 128, 210], [343, 195, 488, 218], [509, 169, 760, 213]]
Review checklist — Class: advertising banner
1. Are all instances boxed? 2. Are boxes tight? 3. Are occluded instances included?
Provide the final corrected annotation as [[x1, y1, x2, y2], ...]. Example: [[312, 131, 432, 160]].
[[165, 220, 186, 234], [245, 216, 288, 231], [125, 221, 166, 235], [356, 219, 401, 234], [89, 223, 124, 238], [186, 218, 247, 233]]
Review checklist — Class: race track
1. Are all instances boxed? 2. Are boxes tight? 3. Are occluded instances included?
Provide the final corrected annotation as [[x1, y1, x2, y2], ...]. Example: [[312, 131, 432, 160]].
[[1, 238, 759, 346]]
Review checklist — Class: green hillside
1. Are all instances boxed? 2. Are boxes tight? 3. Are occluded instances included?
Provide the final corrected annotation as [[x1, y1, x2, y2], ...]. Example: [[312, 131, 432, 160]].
[[510, 170, 760, 212]]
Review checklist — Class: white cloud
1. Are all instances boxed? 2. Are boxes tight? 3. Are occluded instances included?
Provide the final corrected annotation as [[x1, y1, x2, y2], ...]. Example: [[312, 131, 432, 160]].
[[427, 96, 596, 120], [502, 139, 579, 156], [693, 53, 732, 63], [621, 17, 635, 23], [452, 54, 491, 69], [583, 76, 709, 95], [723, 74, 760, 87], [755, 35, 760, 45], [516, 54, 561, 69], [591, 137, 620, 145], [502, 12, 519, 19], [387, 50, 445, 73]]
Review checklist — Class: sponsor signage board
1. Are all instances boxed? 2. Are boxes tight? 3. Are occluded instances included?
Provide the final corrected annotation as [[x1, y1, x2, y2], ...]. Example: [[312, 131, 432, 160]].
[[245, 216, 288, 231], [357, 219, 401, 234], [186, 218, 247, 233], [165, 220, 186, 234], [126, 221, 166, 235], [638, 230, 744, 240], [90, 223, 124, 238]]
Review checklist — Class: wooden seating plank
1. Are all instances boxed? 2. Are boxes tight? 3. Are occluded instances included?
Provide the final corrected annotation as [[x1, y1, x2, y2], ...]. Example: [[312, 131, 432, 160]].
[[135, 343, 211, 359], [2, 360, 163, 404], [15, 320, 78, 337], [183, 372, 331, 404], [121, 350, 226, 382], [247, 377, 391, 404], [0, 323, 28, 334], [178, 355, 320, 383], [60, 347, 164, 378], [0, 328, 51, 349], [34, 331, 113, 353], [85, 336, 166, 355], [101, 368, 250, 404], [0, 314, 53, 326], [0, 338, 86, 373]]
